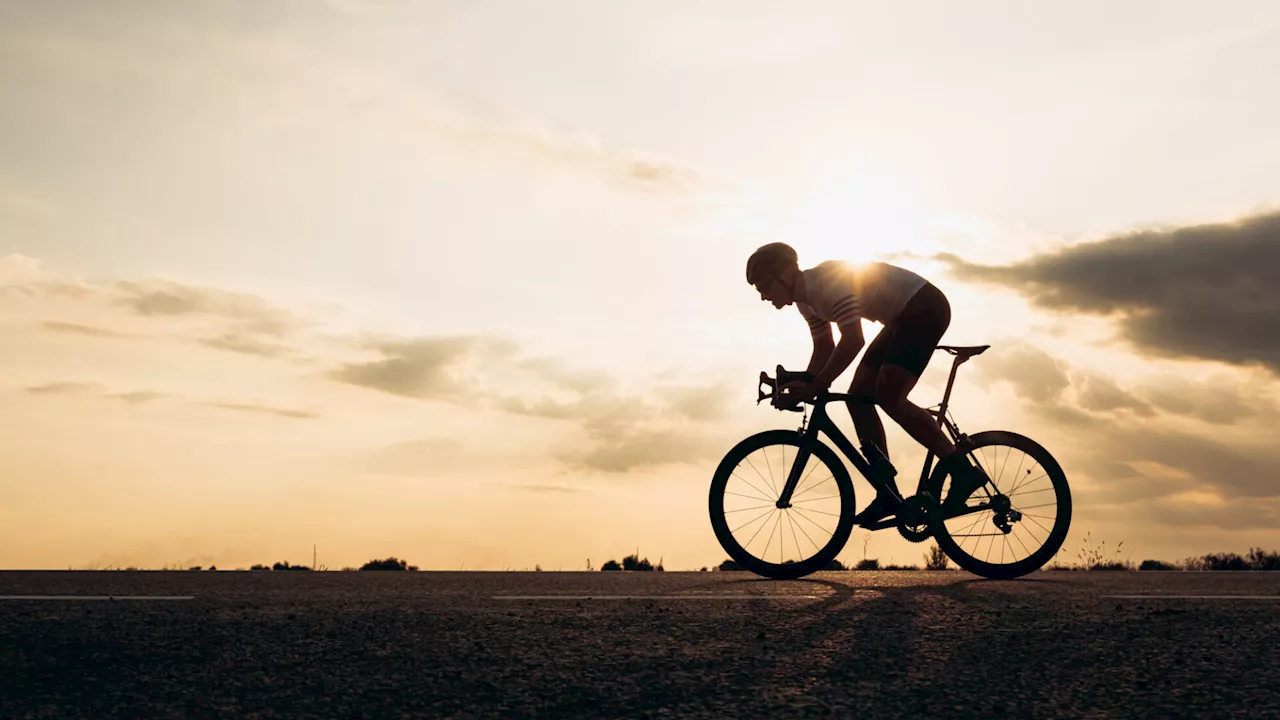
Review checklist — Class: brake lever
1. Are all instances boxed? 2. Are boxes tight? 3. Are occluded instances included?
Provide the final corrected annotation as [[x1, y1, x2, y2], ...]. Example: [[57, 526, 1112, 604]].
[[757, 371, 774, 405]]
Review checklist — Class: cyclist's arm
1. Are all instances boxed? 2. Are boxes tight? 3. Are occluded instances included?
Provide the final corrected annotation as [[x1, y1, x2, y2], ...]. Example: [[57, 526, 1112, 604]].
[[799, 304, 834, 376], [812, 295, 864, 388], [813, 323, 864, 388]]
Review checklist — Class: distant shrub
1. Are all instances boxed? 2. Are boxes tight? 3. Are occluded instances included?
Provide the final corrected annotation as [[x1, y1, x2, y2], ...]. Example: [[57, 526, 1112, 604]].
[[1139, 559, 1175, 571], [601, 560, 622, 571], [854, 558, 880, 570], [924, 545, 950, 571], [716, 559, 743, 571], [1246, 547, 1280, 570], [359, 557, 418, 571], [824, 558, 846, 571], [1201, 552, 1248, 571], [250, 564, 270, 571], [621, 553, 655, 571], [273, 561, 311, 572]]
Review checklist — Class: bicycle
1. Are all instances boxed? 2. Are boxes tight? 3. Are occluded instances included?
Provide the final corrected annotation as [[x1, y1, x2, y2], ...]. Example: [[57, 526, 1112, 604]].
[[708, 344, 1072, 580]]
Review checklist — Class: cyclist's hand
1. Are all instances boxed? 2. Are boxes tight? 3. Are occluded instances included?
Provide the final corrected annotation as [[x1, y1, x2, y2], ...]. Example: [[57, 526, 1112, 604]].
[[780, 380, 819, 404]]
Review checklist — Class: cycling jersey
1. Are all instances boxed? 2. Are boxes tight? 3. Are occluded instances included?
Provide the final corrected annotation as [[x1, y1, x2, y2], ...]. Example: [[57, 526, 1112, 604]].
[[797, 261, 929, 337]]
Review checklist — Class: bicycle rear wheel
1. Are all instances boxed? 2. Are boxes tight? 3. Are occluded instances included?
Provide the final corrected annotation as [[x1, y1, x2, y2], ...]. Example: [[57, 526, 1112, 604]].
[[929, 430, 1072, 579], [709, 430, 856, 580]]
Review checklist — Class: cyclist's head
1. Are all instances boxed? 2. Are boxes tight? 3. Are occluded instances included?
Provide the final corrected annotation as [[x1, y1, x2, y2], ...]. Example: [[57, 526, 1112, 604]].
[[746, 242, 801, 307]]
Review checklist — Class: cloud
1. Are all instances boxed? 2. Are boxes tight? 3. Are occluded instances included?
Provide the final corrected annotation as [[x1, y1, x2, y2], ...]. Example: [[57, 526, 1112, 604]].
[[40, 321, 127, 338], [972, 343, 1072, 404], [516, 357, 615, 395], [113, 279, 298, 336], [8, 265, 307, 360], [22, 380, 313, 419], [331, 335, 511, 402], [1074, 371, 1154, 417], [109, 391, 168, 404], [334, 333, 741, 473], [198, 334, 293, 358], [972, 340, 1280, 527], [24, 381, 102, 395], [937, 210, 1280, 372], [499, 483, 581, 494], [201, 402, 318, 420]]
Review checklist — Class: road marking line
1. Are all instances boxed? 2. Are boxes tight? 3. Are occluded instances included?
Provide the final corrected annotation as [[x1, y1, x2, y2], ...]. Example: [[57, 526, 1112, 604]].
[[493, 595, 823, 600], [0, 595, 195, 601], [1103, 595, 1280, 601]]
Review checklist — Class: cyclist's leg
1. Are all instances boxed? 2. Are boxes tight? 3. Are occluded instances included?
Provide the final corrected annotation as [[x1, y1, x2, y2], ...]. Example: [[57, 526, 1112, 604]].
[[846, 328, 890, 457], [872, 283, 954, 458], [849, 331, 905, 526]]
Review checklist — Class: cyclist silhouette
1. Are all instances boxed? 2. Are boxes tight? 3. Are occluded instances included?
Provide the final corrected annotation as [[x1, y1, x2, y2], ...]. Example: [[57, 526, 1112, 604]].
[[745, 242, 988, 526]]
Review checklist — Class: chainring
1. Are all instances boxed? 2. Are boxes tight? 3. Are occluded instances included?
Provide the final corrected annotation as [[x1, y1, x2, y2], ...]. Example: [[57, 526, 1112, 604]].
[[896, 492, 937, 543]]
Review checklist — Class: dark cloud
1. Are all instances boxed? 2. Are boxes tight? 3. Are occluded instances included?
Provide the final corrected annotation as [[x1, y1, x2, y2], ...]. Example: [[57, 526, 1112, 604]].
[[973, 341, 1280, 527], [1074, 371, 1154, 417], [973, 343, 1072, 404], [1133, 373, 1268, 426], [938, 210, 1280, 372]]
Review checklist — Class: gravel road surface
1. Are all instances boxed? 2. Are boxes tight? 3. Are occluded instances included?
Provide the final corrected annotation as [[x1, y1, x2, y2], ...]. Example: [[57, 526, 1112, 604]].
[[2, 571, 1277, 718]]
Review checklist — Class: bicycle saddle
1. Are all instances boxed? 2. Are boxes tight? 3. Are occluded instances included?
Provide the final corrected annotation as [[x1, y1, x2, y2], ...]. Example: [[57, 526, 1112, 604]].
[[937, 345, 990, 360]]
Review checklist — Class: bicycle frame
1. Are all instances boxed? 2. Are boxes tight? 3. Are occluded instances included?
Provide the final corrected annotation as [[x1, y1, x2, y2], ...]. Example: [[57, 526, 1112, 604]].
[[771, 348, 980, 512]]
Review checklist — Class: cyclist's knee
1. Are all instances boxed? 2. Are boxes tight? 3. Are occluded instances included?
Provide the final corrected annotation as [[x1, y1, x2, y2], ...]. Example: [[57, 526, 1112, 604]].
[[846, 394, 879, 410], [873, 386, 906, 410]]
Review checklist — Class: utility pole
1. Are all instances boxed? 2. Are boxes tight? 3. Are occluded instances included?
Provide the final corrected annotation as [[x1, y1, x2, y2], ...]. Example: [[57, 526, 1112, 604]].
[[313, 544, 317, 570]]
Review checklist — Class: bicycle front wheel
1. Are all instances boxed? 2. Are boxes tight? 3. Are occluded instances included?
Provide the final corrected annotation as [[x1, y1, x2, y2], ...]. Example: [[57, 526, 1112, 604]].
[[929, 430, 1072, 579], [709, 430, 856, 580]]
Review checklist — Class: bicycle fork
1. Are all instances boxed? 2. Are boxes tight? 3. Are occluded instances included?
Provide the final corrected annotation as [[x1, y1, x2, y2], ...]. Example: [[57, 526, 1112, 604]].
[[775, 440, 814, 509]]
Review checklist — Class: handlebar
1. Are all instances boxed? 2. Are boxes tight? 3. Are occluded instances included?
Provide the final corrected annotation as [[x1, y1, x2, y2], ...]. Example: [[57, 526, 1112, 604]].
[[757, 365, 855, 412]]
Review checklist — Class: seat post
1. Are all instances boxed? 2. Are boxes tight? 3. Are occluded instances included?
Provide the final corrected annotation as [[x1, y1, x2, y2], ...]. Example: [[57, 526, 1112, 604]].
[[935, 354, 964, 427]]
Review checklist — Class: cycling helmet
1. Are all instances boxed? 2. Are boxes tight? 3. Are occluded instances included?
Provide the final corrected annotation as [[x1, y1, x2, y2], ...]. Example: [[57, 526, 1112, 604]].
[[745, 242, 799, 286]]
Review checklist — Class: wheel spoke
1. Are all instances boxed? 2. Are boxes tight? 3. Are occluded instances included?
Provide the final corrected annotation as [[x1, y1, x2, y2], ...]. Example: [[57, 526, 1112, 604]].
[[725, 489, 773, 503], [1022, 509, 1055, 536], [791, 474, 836, 501], [761, 511, 781, 559], [788, 510, 822, 553], [726, 503, 777, 514], [778, 509, 798, 561], [1009, 468, 1048, 497], [795, 507, 841, 519], [744, 456, 779, 497], [735, 507, 776, 538], [791, 507, 836, 537], [793, 494, 840, 504], [1008, 486, 1054, 500], [730, 471, 777, 504]]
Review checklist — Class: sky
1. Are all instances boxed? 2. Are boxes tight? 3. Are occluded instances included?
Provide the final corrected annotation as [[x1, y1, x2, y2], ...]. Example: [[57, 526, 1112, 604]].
[[3, 0, 1279, 570]]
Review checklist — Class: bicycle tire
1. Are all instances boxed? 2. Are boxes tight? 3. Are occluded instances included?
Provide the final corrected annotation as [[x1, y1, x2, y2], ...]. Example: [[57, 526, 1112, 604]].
[[928, 430, 1072, 579], [709, 430, 857, 580]]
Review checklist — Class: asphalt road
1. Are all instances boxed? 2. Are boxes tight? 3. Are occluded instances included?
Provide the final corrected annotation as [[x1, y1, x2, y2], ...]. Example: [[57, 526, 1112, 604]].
[[2, 570, 1278, 719]]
